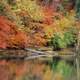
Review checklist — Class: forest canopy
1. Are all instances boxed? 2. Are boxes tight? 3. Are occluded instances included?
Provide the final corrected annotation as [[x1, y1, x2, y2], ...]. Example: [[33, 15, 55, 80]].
[[0, 0, 79, 49], [0, 1, 80, 80]]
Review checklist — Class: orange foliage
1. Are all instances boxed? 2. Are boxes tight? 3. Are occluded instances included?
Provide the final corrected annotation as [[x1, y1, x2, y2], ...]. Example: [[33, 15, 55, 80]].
[[41, 0, 62, 25], [0, 65, 12, 80], [0, 60, 8, 65], [10, 31, 30, 48], [42, 7, 53, 25], [18, 10, 30, 17], [32, 32, 46, 46], [32, 63, 45, 76], [15, 62, 30, 77], [0, 16, 29, 48], [42, 66, 53, 80], [0, 15, 48, 48], [0, 60, 15, 80]]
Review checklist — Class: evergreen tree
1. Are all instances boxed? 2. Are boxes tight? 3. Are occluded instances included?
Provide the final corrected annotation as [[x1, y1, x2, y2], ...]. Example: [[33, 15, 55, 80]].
[[76, 0, 80, 19]]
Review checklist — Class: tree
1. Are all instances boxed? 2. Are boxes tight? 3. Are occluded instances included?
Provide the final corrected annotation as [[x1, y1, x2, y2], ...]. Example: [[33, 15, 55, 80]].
[[75, 0, 80, 19], [0, 16, 30, 48]]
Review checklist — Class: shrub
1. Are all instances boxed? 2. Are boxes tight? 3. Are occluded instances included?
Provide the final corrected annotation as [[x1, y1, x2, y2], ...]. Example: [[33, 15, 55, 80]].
[[0, 16, 29, 48], [48, 27, 77, 50], [64, 31, 77, 47], [48, 33, 67, 50]]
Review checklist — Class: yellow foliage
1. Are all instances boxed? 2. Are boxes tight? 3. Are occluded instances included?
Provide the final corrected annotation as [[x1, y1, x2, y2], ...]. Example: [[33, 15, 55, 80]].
[[15, 0, 44, 21], [43, 66, 53, 80], [54, 17, 74, 30], [43, 23, 62, 38], [54, 11, 76, 30], [43, 25, 55, 38], [54, 73, 64, 80]]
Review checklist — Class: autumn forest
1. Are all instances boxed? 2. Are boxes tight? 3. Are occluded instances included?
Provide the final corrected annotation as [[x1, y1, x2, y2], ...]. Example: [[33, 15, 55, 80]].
[[0, 0, 80, 80]]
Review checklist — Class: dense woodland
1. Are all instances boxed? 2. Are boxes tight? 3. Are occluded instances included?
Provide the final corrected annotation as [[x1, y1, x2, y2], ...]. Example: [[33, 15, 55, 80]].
[[0, 0, 80, 80], [0, 0, 80, 49]]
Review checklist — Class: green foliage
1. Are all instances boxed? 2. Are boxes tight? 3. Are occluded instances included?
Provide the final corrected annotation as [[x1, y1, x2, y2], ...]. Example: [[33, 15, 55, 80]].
[[52, 58, 59, 71], [0, 3, 4, 12], [57, 60, 73, 78], [0, 1, 7, 15], [51, 60, 75, 79], [49, 33, 67, 50], [64, 28, 77, 47], [49, 27, 77, 50], [76, 0, 80, 19]]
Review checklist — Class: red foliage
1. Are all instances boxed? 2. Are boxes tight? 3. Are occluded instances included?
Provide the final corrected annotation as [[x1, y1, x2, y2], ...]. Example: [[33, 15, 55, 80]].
[[39, 0, 63, 25], [0, 16, 29, 48], [42, 7, 53, 25]]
